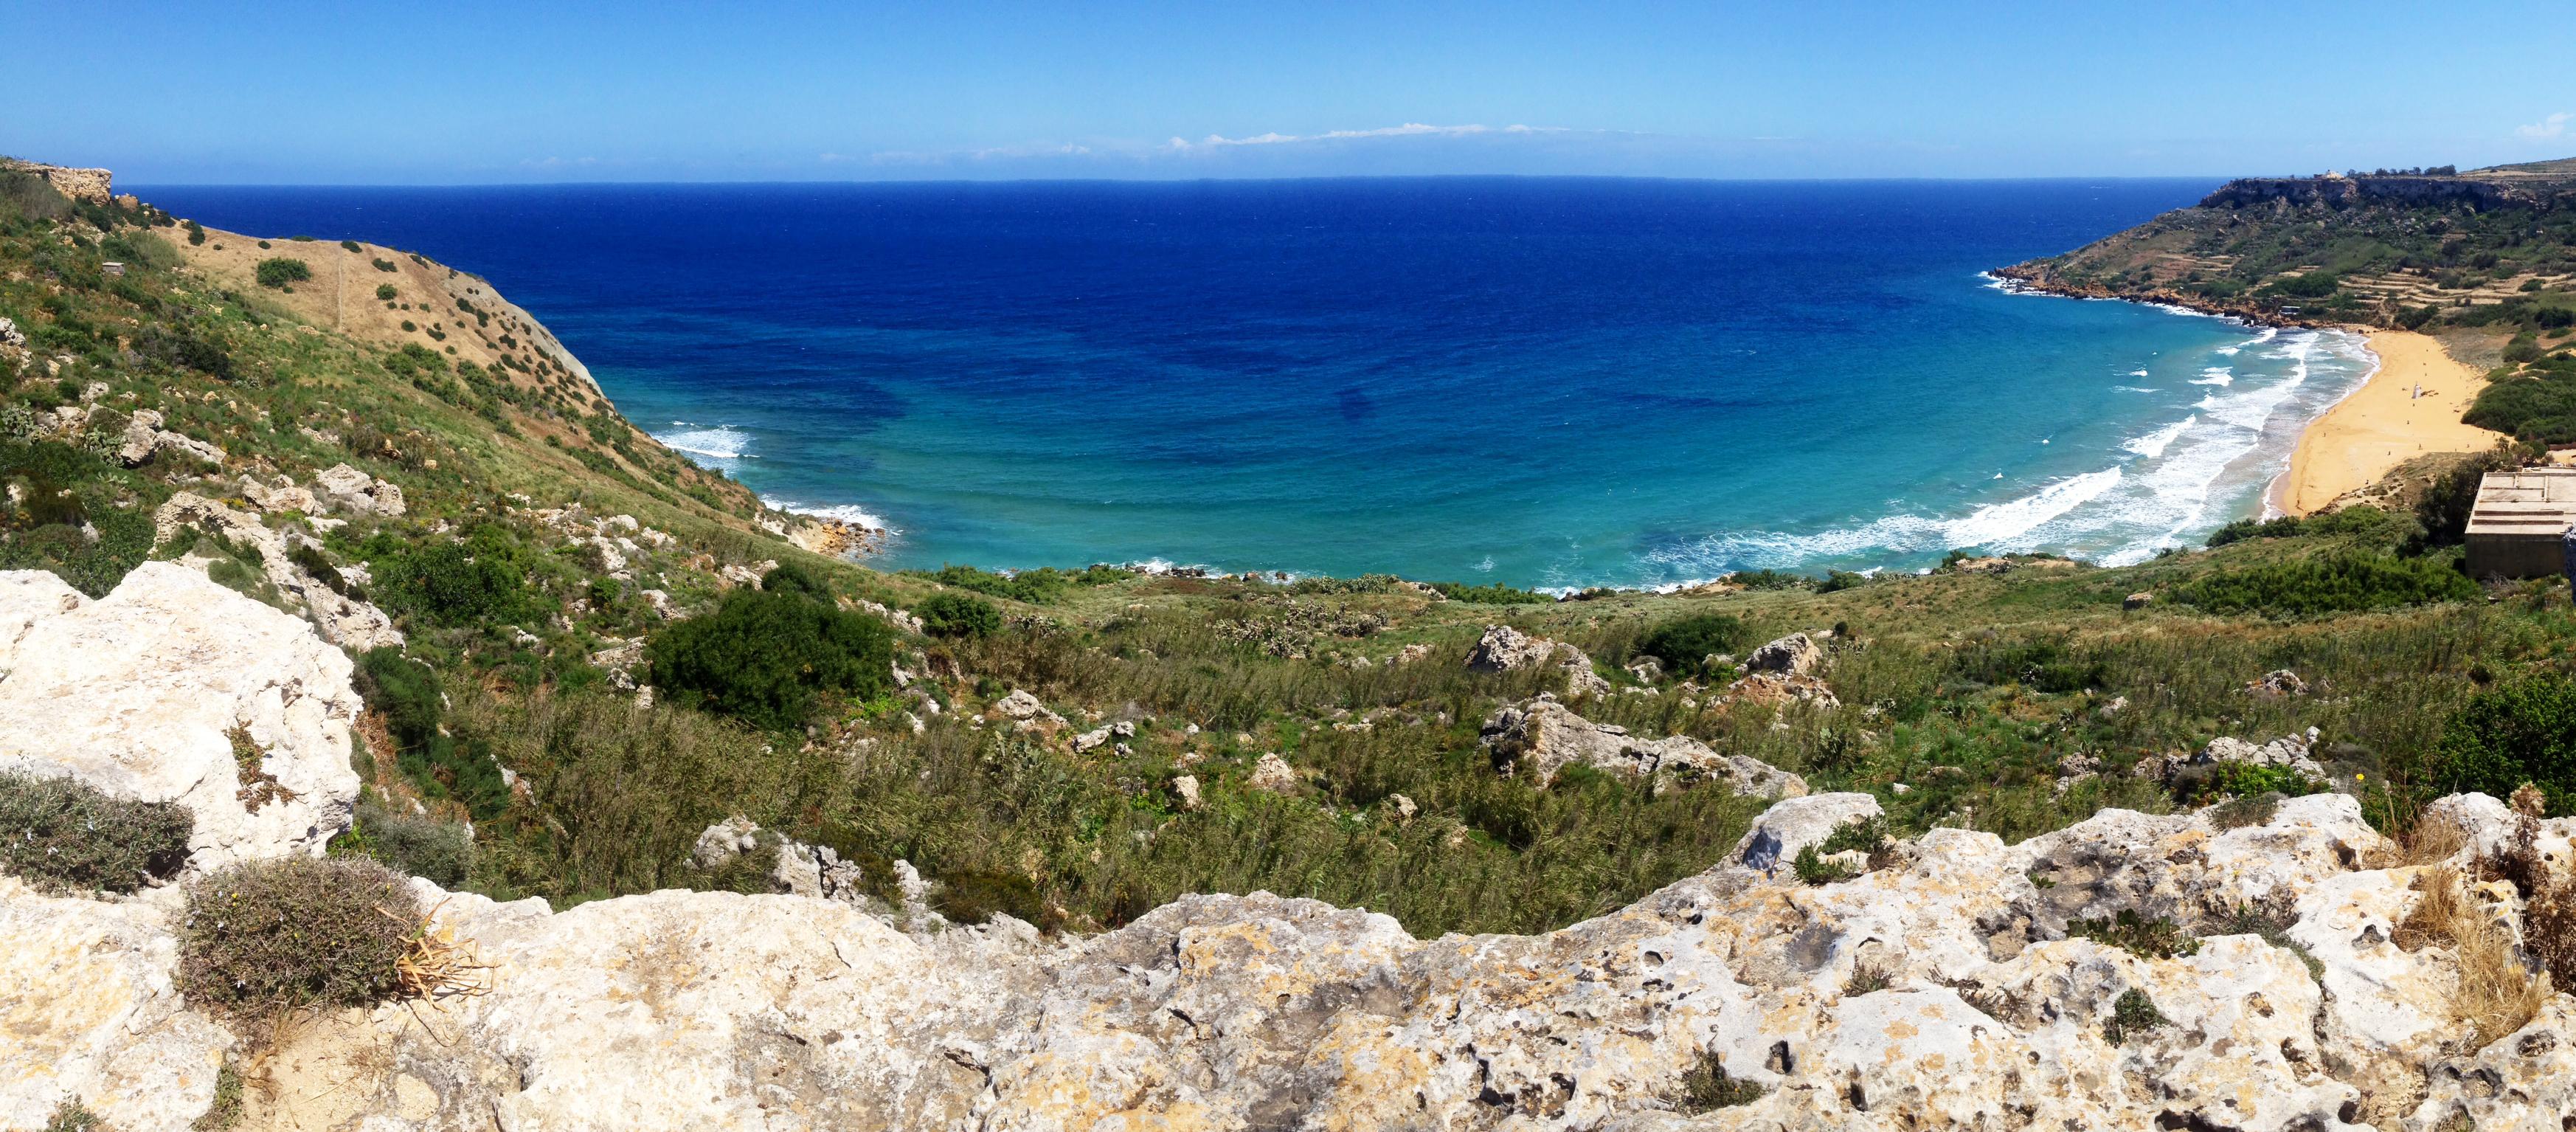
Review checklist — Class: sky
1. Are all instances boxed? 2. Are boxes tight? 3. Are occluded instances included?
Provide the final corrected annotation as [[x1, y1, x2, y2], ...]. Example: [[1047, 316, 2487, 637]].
[[10, 0, 2576, 184]]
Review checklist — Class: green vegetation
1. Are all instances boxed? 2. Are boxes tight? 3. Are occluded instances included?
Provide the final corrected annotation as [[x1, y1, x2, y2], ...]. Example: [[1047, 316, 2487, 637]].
[[373, 257, 397, 272], [1675, 1050, 1765, 1111], [0, 770, 193, 892], [646, 582, 894, 729], [375, 283, 397, 301], [46, 1100, 105, 1132], [177, 856, 418, 1016], [2433, 675, 2576, 815], [1425, 579, 1554, 604], [1635, 612, 1750, 676], [340, 239, 363, 253], [907, 562, 1132, 604], [2102, 988, 2170, 1046], [918, 590, 1002, 638], [2069, 911, 2201, 959], [2171, 553, 2479, 617], [353, 647, 510, 820], [254, 257, 310, 289]]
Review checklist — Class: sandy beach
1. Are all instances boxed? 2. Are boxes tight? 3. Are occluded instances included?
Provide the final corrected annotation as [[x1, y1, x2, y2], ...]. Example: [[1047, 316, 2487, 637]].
[[2272, 329, 2502, 515]]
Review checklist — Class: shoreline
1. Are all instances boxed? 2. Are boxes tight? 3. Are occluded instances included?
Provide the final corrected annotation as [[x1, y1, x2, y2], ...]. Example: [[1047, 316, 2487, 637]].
[[1989, 269, 2501, 520], [2266, 330, 2501, 516]]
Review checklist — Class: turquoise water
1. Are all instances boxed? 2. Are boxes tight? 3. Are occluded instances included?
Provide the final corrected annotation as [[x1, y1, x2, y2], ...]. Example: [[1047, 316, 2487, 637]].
[[139, 179, 2373, 587]]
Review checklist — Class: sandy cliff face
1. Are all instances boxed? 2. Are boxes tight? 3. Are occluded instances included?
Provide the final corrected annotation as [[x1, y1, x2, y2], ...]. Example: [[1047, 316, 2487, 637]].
[[4, 567, 2575, 1131]]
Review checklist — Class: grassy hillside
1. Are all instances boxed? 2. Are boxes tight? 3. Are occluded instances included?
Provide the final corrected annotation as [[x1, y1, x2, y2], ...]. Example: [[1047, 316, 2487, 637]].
[[11, 163, 2576, 938]]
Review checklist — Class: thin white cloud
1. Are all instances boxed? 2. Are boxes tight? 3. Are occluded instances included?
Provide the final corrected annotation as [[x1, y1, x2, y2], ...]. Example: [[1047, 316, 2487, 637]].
[[2517, 111, 2570, 139], [1167, 122, 1561, 151], [864, 142, 1095, 166]]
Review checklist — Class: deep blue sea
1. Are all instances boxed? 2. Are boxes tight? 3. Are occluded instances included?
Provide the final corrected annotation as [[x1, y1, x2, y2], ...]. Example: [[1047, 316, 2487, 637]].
[[135, 179, 2374, 588]]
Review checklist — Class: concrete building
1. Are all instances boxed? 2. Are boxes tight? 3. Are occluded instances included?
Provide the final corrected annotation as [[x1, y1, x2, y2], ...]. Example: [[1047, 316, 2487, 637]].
[[2465, 468, 2576, 578]]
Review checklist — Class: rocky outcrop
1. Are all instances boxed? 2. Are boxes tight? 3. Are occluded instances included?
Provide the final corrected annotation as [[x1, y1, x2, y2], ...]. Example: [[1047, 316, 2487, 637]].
[[2200, 173, 2535, 213], [1481, 697, 1807, 797], [313, 463, 406, 517], [1467, 624, 1610, 697], [115, 409, 225, 467], [1743, 631, 1826, 677], [0, 879, 234, 1132], [28, 785, 2566, 1131], [3, 159, 114, 204], [155, 492, 403, 652], [0, 563, 361, 870]]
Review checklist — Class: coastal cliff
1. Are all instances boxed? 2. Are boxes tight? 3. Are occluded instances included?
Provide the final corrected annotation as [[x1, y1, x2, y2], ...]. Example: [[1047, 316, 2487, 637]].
[[10, 160, 2576, 1131]]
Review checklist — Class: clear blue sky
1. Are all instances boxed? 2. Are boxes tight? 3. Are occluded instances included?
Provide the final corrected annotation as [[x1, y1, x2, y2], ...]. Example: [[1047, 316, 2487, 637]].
[[13, 0, 2575, 184]]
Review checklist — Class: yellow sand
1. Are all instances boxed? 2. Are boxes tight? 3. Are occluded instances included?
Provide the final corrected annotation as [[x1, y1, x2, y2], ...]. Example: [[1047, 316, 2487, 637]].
[[2274, 330, 2502, 515]]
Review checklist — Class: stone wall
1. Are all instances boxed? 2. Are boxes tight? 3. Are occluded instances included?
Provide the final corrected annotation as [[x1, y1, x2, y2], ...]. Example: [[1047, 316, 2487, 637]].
[[1, 160, 114, 204]]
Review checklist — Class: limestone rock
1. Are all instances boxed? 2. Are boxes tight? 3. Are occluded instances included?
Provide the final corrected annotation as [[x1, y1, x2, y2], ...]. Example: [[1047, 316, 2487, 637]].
[[991, 688, 1065, 730], [1249, 752, 1298, 793], [237, 474, 317, 514], [1725, 669, 1841, 708], [2408, 995, 2576, 1130], [690, 818, 875, 906], [313, 462, 405, 516], [1171, 773, 1204, 811], [1624, 655, 1663, 683], [1743, 631, 1825, 676], [155, 492, 402, 652], [1465, 623, 1556, 672], [1481, 698, 1804, 798], [0, 879, 234, 1132], [0, 563, 362, 870], [2125, 590, 2156, 610], [1728, 791, 1882, 874], [2248, 668, 2310, 697], [114, 409, 224, 468]]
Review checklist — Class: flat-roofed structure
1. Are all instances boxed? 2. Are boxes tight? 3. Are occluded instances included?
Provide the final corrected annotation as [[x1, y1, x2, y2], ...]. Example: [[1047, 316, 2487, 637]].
[[2465, 468, 2576, 578]]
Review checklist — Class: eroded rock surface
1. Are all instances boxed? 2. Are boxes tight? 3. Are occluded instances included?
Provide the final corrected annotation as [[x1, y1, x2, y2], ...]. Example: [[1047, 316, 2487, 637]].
[[1481, 697, 1806, 798], [0, 563, 361, 869]]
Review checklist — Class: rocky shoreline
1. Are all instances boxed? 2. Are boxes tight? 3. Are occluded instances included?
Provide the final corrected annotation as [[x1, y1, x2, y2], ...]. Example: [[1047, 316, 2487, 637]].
[[1986, 264, 2350, 331]]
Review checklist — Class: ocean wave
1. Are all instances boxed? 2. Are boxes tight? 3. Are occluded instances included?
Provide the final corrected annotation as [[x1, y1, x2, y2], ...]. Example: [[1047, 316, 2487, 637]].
[[761, 496, 891, 532], [1641, 468, 2124, 575], [656, 424, 754, 462], [2122, 415, 2196, 459], [2190, 367, 2233, 387], [2114, 385, 2156, 393], [2128, 368, 2150, 377]]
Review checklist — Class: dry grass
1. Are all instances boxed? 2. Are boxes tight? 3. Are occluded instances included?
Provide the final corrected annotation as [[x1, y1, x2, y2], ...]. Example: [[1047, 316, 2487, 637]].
[[389, 897, 496, 1007], [2397, 864, 2552, 1049], [2366, 812, 2468, 871]]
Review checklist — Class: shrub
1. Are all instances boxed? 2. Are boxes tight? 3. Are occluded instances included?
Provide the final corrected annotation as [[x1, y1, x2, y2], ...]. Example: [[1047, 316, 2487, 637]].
[[339, 240, 363, 253], [1424, 579, 1554, 604], [907, 563, 1126, 604], [46, 1100, 104, 1132], [254, 258, 311, 289], [177, 856, 418, 1016], [1956, 638, 2107, 692], [2102, 988, 2169, 1045], [184, 219, 206, 246], [918, 591, 1002, 638], [1675, 1049, 1764, 1111], [0, 770, 193, 893], [2068, 911, 2201, 959], [2171, 553, 2479, 616], [759, 559, 834, 602], [648, 587, 894, 729], [343, 802, 472, 887], [353, 648, 510, 821], [372, 258, 397, 272], [373, 525, 536, 627], [1636, 612, 1750, 676], [929, 868, 1056, 928], [134, 324, 235, 381], [2432, 675, 2576, 815], [1792, 843, 1854, 886], [375, 283, 397, 301]]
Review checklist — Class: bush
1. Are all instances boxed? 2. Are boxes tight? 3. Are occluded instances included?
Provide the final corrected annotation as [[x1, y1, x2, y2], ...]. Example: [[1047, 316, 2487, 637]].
[[2102, 988, 2169, 1045], [907, 563, 1127, 604], [648, 587, 894, 729], [2433, 675, 2576, 815], [375, 283, 397, 301], [0, 770, 193, 892], [134, 324, 235, 381], [353, 648, 510, 820], [2171, 553, 2479, 616], [344, 801, 473, 887], [372, 258, 397, 272], [177, 856, 418, 1016], [184, 219, 206, 246], [373, 525, 537, 627], [1424, 580, 1554, 604], [339, 240, 363, 253], [254, 258, 311, 289], [1956, 638, 2108, 692], [918, 591, 1002, 638], [759, 559, 834, 602], [2069, 911, 2201, 959], [1636, 612, 1750, 676]]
